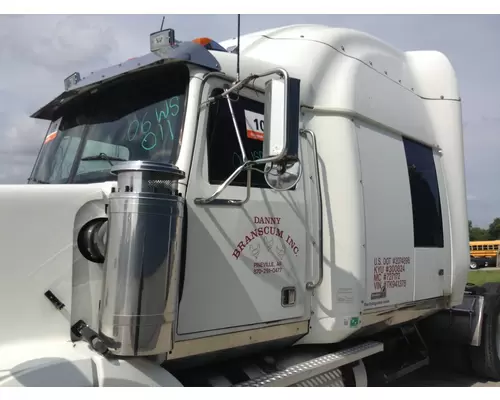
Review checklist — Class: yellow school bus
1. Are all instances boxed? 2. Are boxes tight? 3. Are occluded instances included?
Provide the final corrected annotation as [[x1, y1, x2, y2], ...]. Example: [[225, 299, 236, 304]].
[[469, 240, 500, 258]]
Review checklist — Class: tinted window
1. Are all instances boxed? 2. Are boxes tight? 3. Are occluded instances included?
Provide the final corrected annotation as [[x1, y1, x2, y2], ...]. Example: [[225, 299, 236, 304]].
[[206, 89, 269, 188], [31, 63, 188, 185], [403, 138, 444, 248]]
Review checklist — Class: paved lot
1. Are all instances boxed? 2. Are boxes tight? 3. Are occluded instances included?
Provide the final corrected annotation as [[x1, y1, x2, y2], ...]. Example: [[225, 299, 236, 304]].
[[391, 366, 500, 387]]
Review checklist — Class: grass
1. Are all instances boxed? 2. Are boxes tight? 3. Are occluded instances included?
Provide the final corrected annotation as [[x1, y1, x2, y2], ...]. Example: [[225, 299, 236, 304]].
[[468, 268, 500, 286]]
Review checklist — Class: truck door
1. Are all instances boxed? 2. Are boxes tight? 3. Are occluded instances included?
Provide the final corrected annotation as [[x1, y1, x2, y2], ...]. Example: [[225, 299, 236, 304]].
[[177, 78, 314, 336]]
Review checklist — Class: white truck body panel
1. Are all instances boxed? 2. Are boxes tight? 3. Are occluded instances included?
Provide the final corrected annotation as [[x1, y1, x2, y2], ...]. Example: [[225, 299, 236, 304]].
[[0, 184, 108, 346], [0, 341, 181, 387]]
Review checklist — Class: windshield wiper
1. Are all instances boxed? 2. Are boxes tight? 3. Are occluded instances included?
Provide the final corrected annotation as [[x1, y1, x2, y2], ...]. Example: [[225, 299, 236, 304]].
[[27, 177, 50, 184], [81, 153, 127, 166]]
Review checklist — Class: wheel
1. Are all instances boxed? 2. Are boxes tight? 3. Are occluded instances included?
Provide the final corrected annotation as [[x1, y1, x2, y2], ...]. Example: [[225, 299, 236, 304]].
[[469, 283, 500, 380], [470, 261, 478, 270]]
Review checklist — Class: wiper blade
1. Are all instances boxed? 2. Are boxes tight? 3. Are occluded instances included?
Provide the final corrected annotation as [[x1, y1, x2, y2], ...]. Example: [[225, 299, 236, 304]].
[[81, 153, 127, 166], [27, 178, 50, 184]]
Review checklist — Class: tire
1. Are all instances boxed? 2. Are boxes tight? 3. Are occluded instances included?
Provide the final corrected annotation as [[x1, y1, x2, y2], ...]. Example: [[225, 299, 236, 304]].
[[469, 283, 500, 380], [470, 262, 478, 270]]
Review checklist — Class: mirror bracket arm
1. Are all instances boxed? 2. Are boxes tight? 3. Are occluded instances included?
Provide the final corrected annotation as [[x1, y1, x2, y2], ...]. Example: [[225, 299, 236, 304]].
[[207, 68, 288, 103], [225, 95, 248, 164], [194, 162, 254, 206], [195, 68, 291, 206]]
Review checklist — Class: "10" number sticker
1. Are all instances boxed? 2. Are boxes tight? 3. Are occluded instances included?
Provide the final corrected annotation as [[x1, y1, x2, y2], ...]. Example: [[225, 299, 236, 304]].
[[244, 110, 264, 141]]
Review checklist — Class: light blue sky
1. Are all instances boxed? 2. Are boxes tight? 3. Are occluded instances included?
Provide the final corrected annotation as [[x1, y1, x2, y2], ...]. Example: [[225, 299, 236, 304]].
[[0, 14, 498, 227]]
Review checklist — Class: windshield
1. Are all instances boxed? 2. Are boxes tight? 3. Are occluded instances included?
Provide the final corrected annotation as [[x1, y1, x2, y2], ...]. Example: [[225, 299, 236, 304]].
[[30, 63, 189, 184]]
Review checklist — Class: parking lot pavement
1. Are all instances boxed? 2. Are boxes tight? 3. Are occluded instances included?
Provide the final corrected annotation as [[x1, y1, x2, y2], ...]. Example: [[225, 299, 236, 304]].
[[390, 366, 500, 387]]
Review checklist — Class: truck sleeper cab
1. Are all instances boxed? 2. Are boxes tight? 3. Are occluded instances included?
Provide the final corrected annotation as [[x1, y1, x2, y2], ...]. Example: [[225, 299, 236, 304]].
[[0, 24, 489, 387]]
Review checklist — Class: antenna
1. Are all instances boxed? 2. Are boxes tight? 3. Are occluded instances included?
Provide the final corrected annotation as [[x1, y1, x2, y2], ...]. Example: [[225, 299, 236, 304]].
[[160, 16, 165, 31], [236, 14, 241, 81]]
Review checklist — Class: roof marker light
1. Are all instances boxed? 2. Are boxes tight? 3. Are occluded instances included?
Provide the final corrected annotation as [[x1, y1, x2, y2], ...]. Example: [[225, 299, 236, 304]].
[[192, 37, 228, 53]]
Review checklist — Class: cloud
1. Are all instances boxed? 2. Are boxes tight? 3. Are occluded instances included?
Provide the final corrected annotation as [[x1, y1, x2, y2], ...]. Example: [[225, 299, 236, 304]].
[[0, 15, 129, 183]]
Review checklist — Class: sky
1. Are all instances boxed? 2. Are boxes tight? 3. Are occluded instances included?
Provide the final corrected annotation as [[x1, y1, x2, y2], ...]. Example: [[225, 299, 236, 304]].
[[0, 14, 499, 227]]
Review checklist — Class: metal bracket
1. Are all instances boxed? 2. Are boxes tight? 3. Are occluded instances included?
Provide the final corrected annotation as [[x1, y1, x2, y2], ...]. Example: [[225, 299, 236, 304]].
[[44, 290, 65, 310], [71, 320, 111, 357], [194, 164, 253, 206], [194, 68, 291, 207]]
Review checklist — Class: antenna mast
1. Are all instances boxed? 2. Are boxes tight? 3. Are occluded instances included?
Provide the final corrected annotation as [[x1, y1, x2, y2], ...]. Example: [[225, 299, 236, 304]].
[[160, 16, 165, 31], [236, 14, 241, 81]]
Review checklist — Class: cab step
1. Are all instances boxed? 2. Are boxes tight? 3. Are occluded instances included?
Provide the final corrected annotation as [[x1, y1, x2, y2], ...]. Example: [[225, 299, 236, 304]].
[[234, 341, 383, 387]]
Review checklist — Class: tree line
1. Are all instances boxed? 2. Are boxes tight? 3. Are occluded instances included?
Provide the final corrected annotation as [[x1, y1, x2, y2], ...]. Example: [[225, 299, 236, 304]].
[[469, 218, 500, 241]]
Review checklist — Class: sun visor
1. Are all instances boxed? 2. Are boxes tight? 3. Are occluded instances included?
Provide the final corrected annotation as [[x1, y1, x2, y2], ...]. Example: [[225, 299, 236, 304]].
[[31, 40, 221, 120]]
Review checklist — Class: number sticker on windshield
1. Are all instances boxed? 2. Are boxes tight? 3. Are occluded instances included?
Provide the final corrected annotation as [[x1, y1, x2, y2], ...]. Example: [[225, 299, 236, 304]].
[[244, 110, 264, 141]]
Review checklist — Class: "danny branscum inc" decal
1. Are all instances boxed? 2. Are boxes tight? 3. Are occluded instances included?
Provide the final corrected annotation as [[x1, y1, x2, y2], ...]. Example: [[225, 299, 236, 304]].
[[232, 216, 300, 275]]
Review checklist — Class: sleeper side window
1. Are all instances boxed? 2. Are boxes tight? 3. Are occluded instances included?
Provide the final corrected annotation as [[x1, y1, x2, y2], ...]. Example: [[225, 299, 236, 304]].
[[403, 138, 444, 248]]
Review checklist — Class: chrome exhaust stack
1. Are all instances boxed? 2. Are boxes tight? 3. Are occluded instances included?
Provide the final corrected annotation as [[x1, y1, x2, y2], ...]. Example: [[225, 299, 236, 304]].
[[98, 161, 186, 357]]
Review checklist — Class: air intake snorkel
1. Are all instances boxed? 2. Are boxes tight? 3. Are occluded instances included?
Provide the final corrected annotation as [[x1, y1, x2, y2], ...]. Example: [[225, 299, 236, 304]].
[[96, 161, 186, 357]]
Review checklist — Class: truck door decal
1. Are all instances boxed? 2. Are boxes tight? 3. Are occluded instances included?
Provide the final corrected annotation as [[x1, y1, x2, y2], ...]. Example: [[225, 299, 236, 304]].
[[231, 216, 301, 276]]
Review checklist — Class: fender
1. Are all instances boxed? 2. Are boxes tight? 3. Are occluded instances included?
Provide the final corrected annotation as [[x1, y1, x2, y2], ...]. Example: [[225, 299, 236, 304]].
[[0, 341, 182, 387]]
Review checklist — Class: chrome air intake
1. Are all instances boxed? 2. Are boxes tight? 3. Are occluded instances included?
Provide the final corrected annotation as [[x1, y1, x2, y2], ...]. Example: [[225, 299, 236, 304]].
[[98, 161, 185, 357]]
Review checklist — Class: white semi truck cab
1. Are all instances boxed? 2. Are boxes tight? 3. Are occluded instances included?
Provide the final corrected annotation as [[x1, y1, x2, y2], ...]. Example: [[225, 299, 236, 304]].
[[1, 24, 500, 387]]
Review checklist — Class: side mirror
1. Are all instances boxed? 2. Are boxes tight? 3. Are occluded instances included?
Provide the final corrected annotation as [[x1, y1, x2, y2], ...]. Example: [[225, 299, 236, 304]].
[[262, 77, 301, 161]]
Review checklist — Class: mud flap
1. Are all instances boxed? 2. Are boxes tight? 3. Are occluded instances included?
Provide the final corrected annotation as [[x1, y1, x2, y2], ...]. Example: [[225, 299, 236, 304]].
[[469, 283, 500, 381]]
